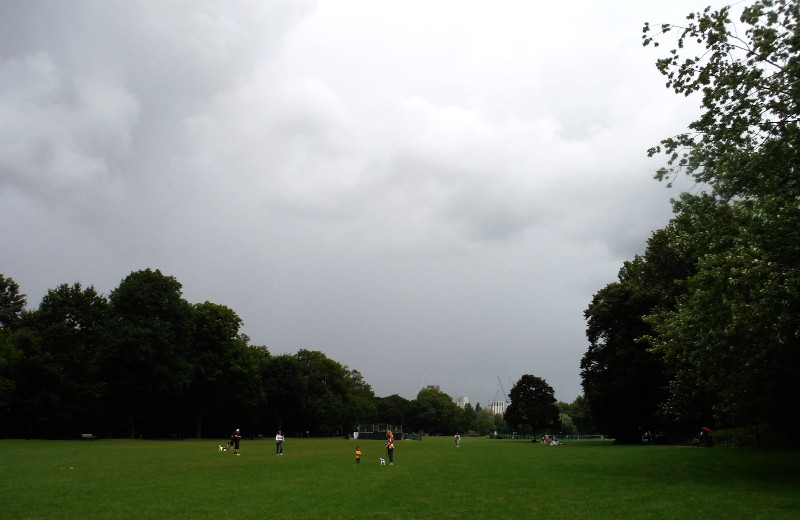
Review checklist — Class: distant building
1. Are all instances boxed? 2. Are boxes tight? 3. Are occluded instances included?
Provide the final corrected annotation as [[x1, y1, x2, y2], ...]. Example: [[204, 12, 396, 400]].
[[425, 385, 440, 391], [456, 396, 469, 409], [489, 400, 506, 415]]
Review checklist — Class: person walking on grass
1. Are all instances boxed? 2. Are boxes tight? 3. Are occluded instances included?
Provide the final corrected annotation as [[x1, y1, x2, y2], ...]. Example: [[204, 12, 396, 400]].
[[355, 446, 362, 464], [231, 429, 241, 456], [275, 430, 284, 455], [454, 433, 461, 447]]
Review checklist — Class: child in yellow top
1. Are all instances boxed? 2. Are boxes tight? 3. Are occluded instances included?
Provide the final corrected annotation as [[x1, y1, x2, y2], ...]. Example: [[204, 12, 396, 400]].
[[355, 446, 362, 464]]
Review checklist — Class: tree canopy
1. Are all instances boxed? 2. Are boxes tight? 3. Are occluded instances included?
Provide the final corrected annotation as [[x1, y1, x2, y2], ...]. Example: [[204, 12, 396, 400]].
[[2, 270, 546, 439], [583, 0, 800, 444], [0, 274, 26, 330], [643, 0, 800, 201], [504, 374, 559, 434]]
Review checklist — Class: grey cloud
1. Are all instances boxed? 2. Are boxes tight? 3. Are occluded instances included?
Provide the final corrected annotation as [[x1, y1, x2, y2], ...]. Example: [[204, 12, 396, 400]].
[[3, 0, 705, 404]]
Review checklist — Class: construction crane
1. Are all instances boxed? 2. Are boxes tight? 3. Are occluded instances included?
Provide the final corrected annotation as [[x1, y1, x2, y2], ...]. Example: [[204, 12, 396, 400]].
[[493, 376, 510, 405]]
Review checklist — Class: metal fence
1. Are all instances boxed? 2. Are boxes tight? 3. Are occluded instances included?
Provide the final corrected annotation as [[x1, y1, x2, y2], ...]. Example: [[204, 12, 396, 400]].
[[491, 431, 610, 441], [356, 424, 403, 434]]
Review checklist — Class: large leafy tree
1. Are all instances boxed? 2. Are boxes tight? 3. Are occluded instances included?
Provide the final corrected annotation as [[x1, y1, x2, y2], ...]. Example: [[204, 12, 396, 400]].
[[0, 274, 26, 330], [581, 280, 667, 443], [504, 374, 559, 435], [16, 284, 109, 437], [294, 349, 353, 436], [375, 394, 411, 427], [261, 353, 305, 433], [184, 301, 260, 438], [643, 0, 800, 437], [0, 274, 25, 411], [0, 331, 20, 414], [102, 269, 193, 437], [648, 194, 800, 429], [559, 396, 597, 436], [643, 195, 736, 425], [471, 407, 498, 436], [643, 0, 800, 200], [276, 349, 374, 436], [460, 402, 476, 433], [410, 387, 461, 434], [231, 344, 271, 438], [343, 368, 378, 427], [582, 197, 734, 441]]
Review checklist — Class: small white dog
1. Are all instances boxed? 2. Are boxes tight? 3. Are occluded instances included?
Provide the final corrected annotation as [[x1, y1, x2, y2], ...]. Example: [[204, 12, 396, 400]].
[[218, 445, 227, 452], [379, 458, 386, 465]]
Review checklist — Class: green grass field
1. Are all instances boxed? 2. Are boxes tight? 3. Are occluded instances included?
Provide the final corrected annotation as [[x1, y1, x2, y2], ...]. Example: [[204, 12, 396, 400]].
[[0, 436, 797, 520]]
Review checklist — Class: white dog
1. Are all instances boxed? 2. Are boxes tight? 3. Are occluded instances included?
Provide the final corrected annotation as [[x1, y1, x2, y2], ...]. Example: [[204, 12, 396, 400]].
[[379, 458, 386, 465], [219, 445, 227, 452]]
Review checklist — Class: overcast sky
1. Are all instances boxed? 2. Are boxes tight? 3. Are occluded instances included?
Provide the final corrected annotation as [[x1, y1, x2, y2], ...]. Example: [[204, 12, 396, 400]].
[[2, 0, 712, 405]]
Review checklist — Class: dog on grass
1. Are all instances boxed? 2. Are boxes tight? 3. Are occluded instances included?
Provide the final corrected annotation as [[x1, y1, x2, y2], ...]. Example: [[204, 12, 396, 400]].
[[219, 445, 227, 452], [379, 458, 386, 465]]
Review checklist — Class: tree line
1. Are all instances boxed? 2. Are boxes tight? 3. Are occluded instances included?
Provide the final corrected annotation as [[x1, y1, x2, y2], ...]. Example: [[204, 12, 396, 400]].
[[1, 270, 585, 439], [581, 1, 800, 445]]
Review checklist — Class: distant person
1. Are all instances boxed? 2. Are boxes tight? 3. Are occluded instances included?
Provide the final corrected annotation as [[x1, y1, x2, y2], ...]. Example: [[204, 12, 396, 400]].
[[385, 431, 395, 465], [231, 428, 241, 455], [454, 433, 461, 447], [275, 430, 284, 455], [355, 446, 362, 464], [700, 427, 713, 448]]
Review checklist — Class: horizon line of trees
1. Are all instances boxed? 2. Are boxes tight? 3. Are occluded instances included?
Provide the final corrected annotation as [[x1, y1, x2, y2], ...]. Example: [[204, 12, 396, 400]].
[[0, 270, 590, 439]]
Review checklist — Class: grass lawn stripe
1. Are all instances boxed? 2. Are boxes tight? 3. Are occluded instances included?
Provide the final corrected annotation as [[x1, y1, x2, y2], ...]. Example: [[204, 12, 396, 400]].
[[0, 437, 797, 519]]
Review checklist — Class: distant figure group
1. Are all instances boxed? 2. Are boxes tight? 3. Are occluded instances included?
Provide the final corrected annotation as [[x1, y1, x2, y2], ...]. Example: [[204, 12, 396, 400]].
[[538, 434, 559, 445], [223, 428, 287, 457]]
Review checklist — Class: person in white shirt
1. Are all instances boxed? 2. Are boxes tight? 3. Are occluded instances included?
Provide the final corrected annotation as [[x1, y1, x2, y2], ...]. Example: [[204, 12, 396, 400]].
[[275, 430, 284, 455]]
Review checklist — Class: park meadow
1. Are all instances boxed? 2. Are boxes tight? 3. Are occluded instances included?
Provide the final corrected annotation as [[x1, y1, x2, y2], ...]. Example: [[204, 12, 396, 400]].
[[0, 436, 797, 520]]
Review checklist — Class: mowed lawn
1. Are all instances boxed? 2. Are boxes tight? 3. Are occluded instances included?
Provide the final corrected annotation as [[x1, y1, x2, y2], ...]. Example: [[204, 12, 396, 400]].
[[0, 436, 797, 520]]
